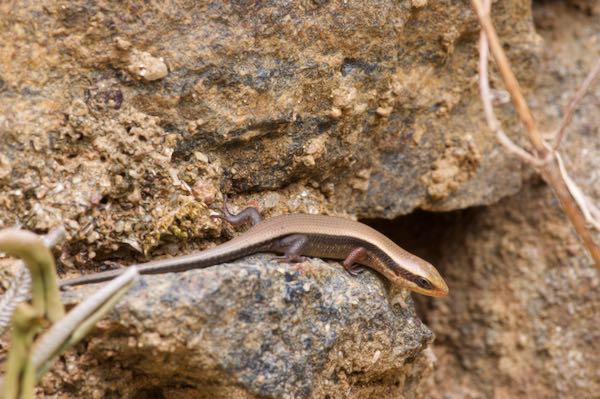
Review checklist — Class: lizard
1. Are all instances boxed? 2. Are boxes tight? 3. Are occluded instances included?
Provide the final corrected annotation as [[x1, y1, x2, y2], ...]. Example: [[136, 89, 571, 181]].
[[60, 200, 449, 297]]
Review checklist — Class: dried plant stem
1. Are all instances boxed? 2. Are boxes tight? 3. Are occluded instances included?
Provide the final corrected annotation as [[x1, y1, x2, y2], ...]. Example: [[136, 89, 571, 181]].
[[540, 167, 600, 267], [472, 0, 600, 269], [471, 0, 547, 156], [553, 57, 600, 150], [477, 24, 546, 167]]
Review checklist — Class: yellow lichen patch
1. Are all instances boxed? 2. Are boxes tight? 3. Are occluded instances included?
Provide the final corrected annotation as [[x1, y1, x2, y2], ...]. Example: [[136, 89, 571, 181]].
[[142, 200, 218, 255]]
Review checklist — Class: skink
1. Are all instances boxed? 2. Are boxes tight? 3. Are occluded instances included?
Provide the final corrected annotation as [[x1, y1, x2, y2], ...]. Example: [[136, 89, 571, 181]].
[[60, 203, 449, 297]]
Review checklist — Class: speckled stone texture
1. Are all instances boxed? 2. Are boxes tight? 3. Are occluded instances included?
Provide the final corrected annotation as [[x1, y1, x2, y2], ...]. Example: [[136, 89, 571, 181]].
[[423, 3, 600, 398], [49, 257, 433, 398], [2, 0, 592, 398], [0, 0, 538, 263]]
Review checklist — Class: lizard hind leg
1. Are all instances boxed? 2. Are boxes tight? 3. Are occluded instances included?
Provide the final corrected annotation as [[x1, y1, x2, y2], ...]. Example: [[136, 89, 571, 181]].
[[210, 194, 262, 226], [343, 247, 368, 276], [272, 234, 309, 263]]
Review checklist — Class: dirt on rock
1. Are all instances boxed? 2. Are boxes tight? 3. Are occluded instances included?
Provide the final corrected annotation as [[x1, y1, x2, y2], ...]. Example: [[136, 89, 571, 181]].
[[422, 2, 600, 398], [0, 0, 599, 398]]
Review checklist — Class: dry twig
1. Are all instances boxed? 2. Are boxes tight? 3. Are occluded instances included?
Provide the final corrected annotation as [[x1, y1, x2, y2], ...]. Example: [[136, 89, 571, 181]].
[[553, 58, 600, 150], [472, 0, 600, 269]]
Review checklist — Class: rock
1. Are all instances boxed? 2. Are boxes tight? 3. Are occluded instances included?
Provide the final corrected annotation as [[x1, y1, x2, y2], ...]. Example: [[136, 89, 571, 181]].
[[0, 1, 540, 256], [0, 153, 11, 181], [0, 0, 580, 397], [424, 3, 600, 397], [46, 256, 434, 398], [126, 50, 169, 82], [426, 182, 600, 399]]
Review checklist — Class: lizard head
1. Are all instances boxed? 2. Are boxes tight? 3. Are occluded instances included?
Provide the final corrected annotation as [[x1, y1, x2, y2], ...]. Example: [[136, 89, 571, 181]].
[[375, 249, 449, 297]]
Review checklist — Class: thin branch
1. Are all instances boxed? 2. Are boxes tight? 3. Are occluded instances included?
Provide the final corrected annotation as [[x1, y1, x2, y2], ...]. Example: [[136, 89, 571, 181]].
[[477, 14, 547, 167], [477, 14, 497, 131], [471, 0, 548, 157], [556, 153, 600, 231], [540, 165, 600, 267], [553, 57, 600, 150], [496, 131, 547, 167], [472, 0, 600, 269]]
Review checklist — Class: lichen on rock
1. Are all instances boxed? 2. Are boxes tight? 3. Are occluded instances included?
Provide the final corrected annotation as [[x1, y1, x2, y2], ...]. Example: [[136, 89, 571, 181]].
[[0, 0, 589, 398]]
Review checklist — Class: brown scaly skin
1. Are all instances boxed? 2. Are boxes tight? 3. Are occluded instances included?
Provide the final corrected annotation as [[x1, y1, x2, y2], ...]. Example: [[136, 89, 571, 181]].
[[61, 201, 448, 297]]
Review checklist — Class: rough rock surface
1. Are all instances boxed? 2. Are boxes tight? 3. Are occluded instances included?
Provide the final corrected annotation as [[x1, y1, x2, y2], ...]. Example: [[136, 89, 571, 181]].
[[1, 1, 599, 399], [425, 182, 600, 399], [420, 3, 600, 398], [45, 257, 432, 398], [0, 3, 539, 395], [0, 0, 538, 269]]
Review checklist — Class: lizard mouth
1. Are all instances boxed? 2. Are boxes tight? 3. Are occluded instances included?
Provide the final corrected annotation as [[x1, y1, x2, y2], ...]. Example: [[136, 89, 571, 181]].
[[429, 287, 449, 297]]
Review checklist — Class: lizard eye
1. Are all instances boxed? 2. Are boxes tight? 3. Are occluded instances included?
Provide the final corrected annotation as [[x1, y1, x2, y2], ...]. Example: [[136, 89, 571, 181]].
[[415, 277, 433, 290]]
